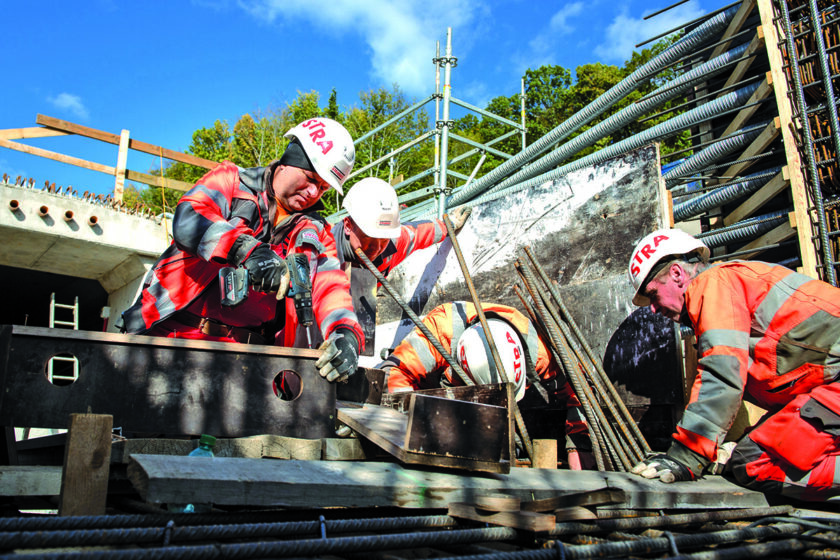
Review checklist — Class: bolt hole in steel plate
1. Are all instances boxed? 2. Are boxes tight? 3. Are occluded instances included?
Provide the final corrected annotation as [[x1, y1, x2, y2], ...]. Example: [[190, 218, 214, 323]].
[[44, 353, 79, 386], [273, 370, 302, 401]]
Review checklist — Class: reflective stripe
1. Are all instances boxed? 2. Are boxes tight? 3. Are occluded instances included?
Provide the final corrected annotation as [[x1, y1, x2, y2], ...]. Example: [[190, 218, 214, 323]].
[[405, 331, 439, 373], [698, 328, 749, 354], [754, 269, 811, 330], [198, 220, 238, 261], [451, 302, 470, 346]]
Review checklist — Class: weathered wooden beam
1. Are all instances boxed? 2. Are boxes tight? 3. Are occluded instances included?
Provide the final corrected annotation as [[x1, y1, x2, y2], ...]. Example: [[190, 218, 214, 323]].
[[36, 114, 218, 170], [127, 454, 771, 510], [721, 118, 780, 179], [0, 127, 68, 140], [724, 170, 788, 226], [719, 74, 773, 139], [709, 0, 757, 59], [59, 413, 112, 516], [0, 466, 62, 496], [448, 502, 556, 532], [521, 488, 626, 512]]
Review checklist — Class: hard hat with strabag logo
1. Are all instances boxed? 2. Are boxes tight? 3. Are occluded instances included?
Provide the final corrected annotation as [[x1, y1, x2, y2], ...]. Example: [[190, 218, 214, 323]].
[[285, 118, 355, 195], [452, 319, 527, 401], [342, 177, 401, 239], [628, 228, 710, 306]]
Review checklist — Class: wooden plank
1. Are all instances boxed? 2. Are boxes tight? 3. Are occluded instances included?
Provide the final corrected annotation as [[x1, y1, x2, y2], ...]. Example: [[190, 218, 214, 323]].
[[322, 438, 368, 461], [126, 454, 772, 510], [59, 413, 112, 516], [260, 435, 321, 460], [721, 118, 780, 179], [448, 502, 555, 532], [0, 466, 62, 496], [36, 114, 218, 169], [554, 506, 598, 521], [721, 30, 764, 90], [114, 129, 130, 202], [0, 138, 115, 175], [736, 220, 796, 259], [709, 0, 757, 59], [533, 439, 557, 469], [757, 0, 820, 278], [0, 127, 68, 140], [719, 74, 773, 139], [521, 488, 626, 512], [476, 493, 521, 512], [125, 168, 195, 192], [724, 171, 788, 226]]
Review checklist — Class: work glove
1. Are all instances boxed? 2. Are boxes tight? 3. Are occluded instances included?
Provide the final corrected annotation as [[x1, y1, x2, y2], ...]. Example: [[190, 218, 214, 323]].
[[243, 244, 290, 295], [316, 329, 360, 383], [448, 206, 472, 234], [631, 453, 696, 483]]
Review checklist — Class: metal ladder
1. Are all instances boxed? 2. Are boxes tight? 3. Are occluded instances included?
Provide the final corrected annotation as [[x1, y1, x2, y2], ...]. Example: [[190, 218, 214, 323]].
[[47, 293, 79, 383]]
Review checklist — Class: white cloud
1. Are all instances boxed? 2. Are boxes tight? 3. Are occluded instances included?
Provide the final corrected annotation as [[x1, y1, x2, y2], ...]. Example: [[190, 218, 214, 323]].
[[238, 0, 477, 95], [531, 1, 584, 53], [47, 93, 89, 120], [594, 3, 706, 63]]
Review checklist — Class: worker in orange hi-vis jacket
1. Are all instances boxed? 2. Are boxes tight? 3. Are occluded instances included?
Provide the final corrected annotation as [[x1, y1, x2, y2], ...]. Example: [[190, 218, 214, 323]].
[[118, 118, 363, 384], [331, 177, 471, 277], [627, 227, 840, 501], [378, 300, 594, 469]]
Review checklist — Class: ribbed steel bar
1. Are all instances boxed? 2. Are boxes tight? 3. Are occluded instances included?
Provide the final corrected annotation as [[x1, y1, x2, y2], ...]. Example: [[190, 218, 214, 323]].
[[352, 248, 472, 387], [513, 284, 607, 471], [0, 526, 519, 560], [636, 0, 743, 48], [522, 246, 651, 457], [0, 515, 458, 550], [779, 0, 837, 285], [442, 213, 535, 462], [515, 259, 631, 471], [808, 0, 840, 172]]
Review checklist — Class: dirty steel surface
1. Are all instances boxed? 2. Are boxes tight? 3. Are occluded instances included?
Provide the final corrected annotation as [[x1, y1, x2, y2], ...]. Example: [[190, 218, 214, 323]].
[[0, 325, 334, 439]]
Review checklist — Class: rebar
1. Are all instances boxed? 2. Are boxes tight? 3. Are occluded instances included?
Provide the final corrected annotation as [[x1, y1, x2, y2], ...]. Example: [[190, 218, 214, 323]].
[[673, 166, 782, 221], [696, 209, 789, 247]]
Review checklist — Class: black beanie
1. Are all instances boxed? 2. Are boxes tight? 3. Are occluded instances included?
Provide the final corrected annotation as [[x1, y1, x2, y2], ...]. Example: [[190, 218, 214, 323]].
[[278, 139, 315, 171]]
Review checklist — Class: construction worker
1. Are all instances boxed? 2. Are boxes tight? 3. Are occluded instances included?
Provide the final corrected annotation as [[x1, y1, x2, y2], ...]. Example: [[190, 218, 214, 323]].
[[119, 117, 363, 383], [379, 301, 592, 469], [332, 176, 471, 276], [627, 227, 840, 501]]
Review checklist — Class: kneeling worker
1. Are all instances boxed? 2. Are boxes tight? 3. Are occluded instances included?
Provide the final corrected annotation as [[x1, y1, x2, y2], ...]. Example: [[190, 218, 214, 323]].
[[379, 301, 593, 469], [628, 228, 840, 501]]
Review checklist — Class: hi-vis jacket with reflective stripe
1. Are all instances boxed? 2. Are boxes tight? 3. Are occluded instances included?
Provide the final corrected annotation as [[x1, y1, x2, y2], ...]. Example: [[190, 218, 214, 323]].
[[385, 301, 586, 436], [120, 161, 362, 347], [332, 218, 447, 276], [677, 260, 840, 462]]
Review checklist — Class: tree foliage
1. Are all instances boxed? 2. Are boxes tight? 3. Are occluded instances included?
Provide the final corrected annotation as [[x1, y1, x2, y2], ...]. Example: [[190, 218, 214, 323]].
[[132, 36, 690, 218]]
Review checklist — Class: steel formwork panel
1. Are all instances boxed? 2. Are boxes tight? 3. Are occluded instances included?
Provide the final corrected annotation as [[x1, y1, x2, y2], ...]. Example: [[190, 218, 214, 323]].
[[0, 325, 335, 439]]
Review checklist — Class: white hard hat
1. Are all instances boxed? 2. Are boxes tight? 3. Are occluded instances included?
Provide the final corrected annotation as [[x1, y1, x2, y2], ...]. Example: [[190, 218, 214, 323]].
[[629, 228, 710, 306], [342, 177, 401, 239], [454, 319, 527, 401], [285, 118, 355, 195]]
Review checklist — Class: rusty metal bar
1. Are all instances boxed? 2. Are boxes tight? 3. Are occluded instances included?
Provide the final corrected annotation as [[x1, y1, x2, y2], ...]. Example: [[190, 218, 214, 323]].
[[523, 246, 652, 457], [442, 214, 535, 462], [352, 249, 472, 387]]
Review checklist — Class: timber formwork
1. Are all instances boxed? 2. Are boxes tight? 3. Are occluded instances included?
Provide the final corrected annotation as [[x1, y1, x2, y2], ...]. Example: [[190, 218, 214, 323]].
[[671, 0, 840, 284]]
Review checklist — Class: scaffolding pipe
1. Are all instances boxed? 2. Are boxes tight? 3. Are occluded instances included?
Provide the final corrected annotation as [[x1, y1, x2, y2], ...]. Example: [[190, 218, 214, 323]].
[[463, 82, 762, 209], [437, 28, 455, 218], [446, 4, 740, 207], [779, 0, 837, 285], [450, 96, 522, 129], [352, 95, 435, 146], [673, 166, 782, 221], [664, 122, 767, 187]]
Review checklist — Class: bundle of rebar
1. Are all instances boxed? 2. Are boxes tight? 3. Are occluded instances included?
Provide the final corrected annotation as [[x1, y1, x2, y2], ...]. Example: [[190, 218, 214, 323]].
[[513, 246, 651, 472]]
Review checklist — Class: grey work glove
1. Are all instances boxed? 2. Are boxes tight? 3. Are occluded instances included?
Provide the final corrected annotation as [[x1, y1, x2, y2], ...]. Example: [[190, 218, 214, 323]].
[[243, 244, 290, 294], [316, 329, 360, 383], [631, 453, 696, 483], [448, 206, 472, 233]]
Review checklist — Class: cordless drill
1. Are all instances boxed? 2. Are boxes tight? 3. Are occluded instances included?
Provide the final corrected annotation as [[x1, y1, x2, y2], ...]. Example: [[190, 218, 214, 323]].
[[219, 253, 313, 337]]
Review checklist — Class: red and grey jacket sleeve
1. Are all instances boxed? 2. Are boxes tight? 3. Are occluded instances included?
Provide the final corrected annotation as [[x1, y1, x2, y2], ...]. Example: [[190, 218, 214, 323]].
[[676, 269, 751, 463], [172, 161, 263, 266], [378, 219, 447, 275], [385, 303, 457, 392]]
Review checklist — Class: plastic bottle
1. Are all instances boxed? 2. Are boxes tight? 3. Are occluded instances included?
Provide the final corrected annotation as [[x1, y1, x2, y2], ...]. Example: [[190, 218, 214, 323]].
[[167, 434, 216, 513]]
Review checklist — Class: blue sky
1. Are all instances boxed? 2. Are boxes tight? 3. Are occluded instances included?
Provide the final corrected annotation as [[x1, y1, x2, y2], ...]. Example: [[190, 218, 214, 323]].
[[2, 0, 714, 197]]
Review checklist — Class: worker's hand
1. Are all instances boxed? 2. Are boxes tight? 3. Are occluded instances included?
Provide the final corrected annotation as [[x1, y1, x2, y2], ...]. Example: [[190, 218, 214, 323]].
[[244, 244, 290, 294], [631, 453, 696, 483], [316, 329, 359, 383], [449, 206, 472, 234]]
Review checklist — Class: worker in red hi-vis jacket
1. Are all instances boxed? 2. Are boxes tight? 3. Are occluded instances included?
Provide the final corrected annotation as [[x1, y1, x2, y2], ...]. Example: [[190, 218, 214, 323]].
[[627, 227, 840, 501], [378, 300, 593, 469], [118, 118, 362, 383], [331, 177, 471, 277]]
